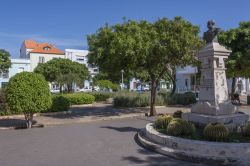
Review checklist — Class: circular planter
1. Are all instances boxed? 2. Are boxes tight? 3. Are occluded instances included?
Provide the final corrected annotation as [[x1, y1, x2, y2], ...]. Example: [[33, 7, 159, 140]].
[[138, 123, 250, 166]]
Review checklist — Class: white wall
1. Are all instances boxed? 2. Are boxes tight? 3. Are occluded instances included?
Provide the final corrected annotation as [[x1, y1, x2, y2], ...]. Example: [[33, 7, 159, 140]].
[[30, 53, 65, 71]]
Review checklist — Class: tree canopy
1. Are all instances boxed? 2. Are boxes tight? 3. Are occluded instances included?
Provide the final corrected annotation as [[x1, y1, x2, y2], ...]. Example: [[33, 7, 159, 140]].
[[88, 17, 203, 115], [218, 21, 250, 78], [218, 21, 250, 94], [0, 49, 11, 73], [5, 72, 51, 128], [34, 58, 89, 92]]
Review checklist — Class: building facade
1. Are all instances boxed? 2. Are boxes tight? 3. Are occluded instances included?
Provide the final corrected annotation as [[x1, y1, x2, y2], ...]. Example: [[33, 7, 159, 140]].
[[0, 59, 30, 88], [20, 40, 65, 71], [65, 49, 99, 88]]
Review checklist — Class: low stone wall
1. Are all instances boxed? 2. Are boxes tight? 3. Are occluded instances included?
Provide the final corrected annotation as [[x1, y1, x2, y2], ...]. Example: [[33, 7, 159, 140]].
[[138, 123, 250, 166]]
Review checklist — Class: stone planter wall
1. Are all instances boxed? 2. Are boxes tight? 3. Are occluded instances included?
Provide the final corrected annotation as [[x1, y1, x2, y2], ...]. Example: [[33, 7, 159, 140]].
[[139, 123, 250, 166]]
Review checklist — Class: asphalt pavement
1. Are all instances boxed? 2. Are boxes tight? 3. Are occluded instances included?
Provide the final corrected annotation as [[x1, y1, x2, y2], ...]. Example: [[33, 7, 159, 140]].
[[0, 116, 208, 166]]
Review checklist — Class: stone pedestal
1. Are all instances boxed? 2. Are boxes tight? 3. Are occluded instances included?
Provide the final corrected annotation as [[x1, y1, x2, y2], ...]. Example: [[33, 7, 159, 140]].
[[183, 112, 249, 131], [182, 42, 249, 131]]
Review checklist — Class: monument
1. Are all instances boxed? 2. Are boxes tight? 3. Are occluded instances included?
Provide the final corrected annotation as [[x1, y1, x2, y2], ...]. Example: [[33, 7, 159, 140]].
[[183, 20, 249, 131]]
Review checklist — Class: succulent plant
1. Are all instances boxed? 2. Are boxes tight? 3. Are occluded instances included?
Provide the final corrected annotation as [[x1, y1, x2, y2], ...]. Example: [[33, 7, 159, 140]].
[[173, 110, 183, 118], [167, 118, 184, 136], [154, 115, 173, 129], [203, 123, 229, 141], [242, 123, 250, 136], [183, 121, 196, 136]]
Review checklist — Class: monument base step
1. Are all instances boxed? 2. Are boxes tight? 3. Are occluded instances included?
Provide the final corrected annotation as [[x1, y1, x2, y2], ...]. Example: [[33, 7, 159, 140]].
[[182, 112, 249, 132]]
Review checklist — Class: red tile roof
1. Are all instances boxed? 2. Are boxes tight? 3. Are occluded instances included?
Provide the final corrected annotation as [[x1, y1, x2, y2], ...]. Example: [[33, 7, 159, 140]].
[[23, 40, 64, 55]]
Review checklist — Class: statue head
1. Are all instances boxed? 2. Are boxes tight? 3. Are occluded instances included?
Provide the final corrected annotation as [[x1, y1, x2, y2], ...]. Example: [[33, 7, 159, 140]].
[[207, 20, 215, 30]]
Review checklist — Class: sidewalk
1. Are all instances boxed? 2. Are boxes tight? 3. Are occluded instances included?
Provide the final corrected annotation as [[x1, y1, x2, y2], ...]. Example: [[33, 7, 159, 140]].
[[1, 102, 249, 130], [0, 103, 190, 129]]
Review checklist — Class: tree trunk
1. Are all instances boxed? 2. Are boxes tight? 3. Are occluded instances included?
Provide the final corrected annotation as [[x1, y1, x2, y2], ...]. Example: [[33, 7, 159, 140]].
[[59, 84, 63, 93], [24, 112, 33, 129], [170, 70, 176, 96], [231, 77, 236, 95], [150, 79, 158, 116]]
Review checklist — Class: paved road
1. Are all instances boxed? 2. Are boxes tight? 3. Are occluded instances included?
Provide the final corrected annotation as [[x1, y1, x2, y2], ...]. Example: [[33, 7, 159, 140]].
[[0, 117, 208, 166]]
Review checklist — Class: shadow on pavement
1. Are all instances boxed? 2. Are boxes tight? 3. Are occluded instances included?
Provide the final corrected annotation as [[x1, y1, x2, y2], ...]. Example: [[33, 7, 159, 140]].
[[43, 105, 147, 119], [100, 126, 140, 132], [0, 119, 37, 129]]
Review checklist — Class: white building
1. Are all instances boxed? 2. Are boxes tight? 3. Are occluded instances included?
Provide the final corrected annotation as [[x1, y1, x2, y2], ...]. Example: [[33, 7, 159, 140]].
[[0, 59, 30, 88], [65, 49, 99, 88], [20, 40, 65, 71], [176, 65, 198, 93], [176, 65, 250, 95]]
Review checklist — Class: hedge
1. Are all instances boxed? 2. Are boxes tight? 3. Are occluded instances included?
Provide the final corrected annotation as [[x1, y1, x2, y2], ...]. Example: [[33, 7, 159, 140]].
[[50, 95, 70, 112], [88, 92, 113, 101], [160, 92, 196, 106], [114, 93, 164, 107], [63, 93, 95, 105]]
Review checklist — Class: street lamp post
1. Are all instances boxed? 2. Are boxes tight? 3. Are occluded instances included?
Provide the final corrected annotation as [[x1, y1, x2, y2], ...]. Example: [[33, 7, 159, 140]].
[[121, 69, 124, 90]]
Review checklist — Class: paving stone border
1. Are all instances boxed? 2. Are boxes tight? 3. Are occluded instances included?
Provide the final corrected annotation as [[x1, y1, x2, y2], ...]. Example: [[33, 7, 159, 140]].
[[138, 123, 250, 166]]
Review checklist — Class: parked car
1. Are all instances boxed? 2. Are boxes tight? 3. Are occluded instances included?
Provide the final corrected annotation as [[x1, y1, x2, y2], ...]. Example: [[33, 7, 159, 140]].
[[93, 86, 100, 91], [50, 89, 60, 94], [77, 87, 92, 92]]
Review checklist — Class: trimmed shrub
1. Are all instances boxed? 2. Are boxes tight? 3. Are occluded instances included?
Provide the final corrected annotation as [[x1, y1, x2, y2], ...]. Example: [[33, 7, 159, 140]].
[[173, 110, 183, 118], [154, 115, 173, 130], [89, 92, 112, 102], [64, 93, 95, 105], [113, 93, 164, 107], [5, 72, 52, 128], [242, 123, 250, 136], [50, 95, 70, 112], [203, 123, 229, 141]]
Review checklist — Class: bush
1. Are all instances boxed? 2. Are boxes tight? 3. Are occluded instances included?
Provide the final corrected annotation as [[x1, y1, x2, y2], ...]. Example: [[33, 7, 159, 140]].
[[95, 80, 119, 91], [5, 72, 52, 128], [0, 89, 11, 116], [154, 115, 173, 130], [161, 92, 196, 106], [64, 93, 95, 105], [89, 92, 113, 102], [203, 123, 229, 141], [113, 93, 164, 107], [50, 95, 70, 112]]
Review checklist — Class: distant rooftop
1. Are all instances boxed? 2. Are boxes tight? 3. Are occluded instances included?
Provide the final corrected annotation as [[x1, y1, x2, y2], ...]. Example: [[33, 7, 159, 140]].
[[23, 40, 64, 55]]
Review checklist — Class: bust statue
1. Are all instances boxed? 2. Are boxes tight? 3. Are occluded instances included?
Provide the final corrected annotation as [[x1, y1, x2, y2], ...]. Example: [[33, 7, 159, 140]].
[[203, 20, 221, 44]]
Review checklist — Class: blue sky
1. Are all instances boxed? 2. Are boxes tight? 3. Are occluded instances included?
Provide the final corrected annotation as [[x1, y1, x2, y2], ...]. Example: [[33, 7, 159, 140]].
[[0, 0, 249, 57]]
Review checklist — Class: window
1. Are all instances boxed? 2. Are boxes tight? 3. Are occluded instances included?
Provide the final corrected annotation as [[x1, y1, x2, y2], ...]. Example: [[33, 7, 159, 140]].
[[39, 57, 45, 63], [0, 71, 9, 79], [18, 67, 24, 73], [93, 69, 99, 72], [43, 46, 51, 51]]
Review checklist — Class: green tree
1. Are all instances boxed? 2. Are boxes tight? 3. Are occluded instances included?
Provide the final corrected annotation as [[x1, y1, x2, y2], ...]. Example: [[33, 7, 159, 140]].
[[5, 72, 52, 128], [95, 80, 119, 91], [88, 17, 202, 116], [218, 21, 250, 93], [34, 58, 89, 92], [0, 49, 11, 73]]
